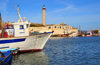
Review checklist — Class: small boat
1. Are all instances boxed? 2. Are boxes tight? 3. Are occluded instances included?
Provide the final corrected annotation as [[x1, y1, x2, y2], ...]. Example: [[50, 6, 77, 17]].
[[68, 32, 78, 37], [0, 48, 18, 65], [85, 31, 92, 37], [62, 34, 66, 37], [0, 6, 53, 53]]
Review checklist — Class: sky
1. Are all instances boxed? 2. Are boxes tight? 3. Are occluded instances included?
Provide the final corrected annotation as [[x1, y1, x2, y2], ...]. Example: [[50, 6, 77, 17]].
[[0, 0, 100, 30]]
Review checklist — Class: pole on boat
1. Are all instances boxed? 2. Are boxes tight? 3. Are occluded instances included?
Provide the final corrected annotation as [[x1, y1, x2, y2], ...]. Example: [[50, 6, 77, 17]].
[[0, 12, 2, 29], [0, 12, 5, 38], [79, 25, 81, 34], [17, 5, 23, 23]]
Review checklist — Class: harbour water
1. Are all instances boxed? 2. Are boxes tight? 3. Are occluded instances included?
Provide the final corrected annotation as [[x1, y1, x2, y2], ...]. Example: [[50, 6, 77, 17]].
[[12, 36, 100, 65]]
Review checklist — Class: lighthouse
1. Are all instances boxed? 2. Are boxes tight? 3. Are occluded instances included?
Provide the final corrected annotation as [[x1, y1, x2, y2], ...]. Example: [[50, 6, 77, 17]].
[[42, 5, 46, 25]]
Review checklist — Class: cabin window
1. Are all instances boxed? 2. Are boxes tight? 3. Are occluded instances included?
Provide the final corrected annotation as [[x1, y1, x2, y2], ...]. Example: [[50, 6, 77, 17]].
[[26, 24, 29, 28], [66, 27, 68, 29], [20, 25, 24, 29], [60, 26, 61, 29], [49, 26, 51, 29], [55, 26, 56, 28]]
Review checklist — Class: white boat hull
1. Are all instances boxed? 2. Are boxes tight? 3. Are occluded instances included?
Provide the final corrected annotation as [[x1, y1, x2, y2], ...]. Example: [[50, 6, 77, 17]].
[[0, 33, 52, 52]]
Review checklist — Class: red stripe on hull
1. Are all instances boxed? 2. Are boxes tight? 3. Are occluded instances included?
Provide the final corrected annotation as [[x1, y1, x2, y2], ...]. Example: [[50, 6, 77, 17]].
[[13, 52, 18, 55], [13, 49, 42, 55], [19, 49, 42, 53]]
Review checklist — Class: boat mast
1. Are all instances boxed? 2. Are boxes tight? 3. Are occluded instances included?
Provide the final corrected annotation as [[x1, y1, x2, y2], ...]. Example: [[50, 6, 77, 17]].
[[79, 25, 81, 33], [17, 5, 23, 23], [0, 12, 5, 37], [0, 12, 2, 29]]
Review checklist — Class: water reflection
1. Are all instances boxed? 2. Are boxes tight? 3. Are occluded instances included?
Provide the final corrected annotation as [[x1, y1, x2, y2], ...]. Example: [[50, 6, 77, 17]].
[[12, 52, 48, 65]]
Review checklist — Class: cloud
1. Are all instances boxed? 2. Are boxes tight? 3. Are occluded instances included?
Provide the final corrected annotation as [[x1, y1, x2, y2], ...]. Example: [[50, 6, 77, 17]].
[[54, 5, 75, 13], [47, 4, 77, 15]]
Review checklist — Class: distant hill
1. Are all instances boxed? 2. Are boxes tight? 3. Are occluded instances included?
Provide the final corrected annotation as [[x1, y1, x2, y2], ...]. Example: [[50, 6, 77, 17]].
[[30, 23, 45, 27]]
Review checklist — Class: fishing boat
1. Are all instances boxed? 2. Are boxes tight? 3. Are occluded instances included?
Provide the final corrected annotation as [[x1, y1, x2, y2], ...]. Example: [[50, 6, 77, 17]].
[[0, 48, 18, 65], [0, 6, 53, 53], [85, 31, 92, 37]]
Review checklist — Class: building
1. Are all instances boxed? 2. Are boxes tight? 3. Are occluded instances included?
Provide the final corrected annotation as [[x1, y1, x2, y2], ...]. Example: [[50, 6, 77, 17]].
[[46, 23, 78, 35], [29, 22, 78, 36]]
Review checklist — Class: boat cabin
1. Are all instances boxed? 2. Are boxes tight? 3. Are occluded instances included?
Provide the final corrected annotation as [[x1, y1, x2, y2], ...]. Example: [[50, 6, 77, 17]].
[[12, 22, 30, 37], [0, 6, 30, 38], [0, 22, 30, 38]]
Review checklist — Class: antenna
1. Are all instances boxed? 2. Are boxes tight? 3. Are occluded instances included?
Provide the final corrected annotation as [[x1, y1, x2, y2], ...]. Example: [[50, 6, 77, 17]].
[[79, 25, 81, 33], [17, 5, 23, 23], [17, 5, 20, 12]]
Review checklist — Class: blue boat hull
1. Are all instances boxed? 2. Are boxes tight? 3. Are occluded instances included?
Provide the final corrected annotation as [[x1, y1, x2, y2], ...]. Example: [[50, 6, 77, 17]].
[[0, 51, 13, 65], [0, 38, 26, 44]]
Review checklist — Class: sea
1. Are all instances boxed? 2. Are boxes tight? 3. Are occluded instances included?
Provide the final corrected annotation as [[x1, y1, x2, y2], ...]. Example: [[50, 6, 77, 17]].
[[12, 36, 100, 65]]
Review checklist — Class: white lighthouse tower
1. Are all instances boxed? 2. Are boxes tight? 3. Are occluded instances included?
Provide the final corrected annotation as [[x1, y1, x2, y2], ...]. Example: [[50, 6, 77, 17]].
[[42, 5, 46, 25]]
